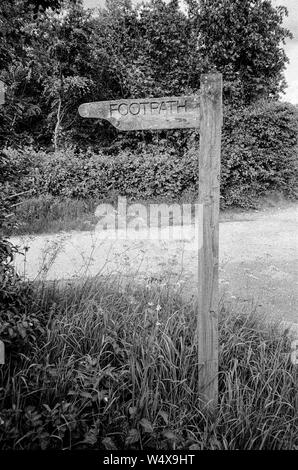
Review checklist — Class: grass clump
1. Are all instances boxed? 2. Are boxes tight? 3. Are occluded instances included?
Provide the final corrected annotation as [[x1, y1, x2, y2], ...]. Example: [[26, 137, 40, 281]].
[[0, 278, 297, 450]]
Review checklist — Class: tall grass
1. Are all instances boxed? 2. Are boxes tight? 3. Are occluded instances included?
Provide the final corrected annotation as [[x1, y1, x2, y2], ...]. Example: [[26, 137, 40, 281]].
[[10, 194, 198, 236], [10, 193, 294, 237], [11, 196, 99, 235], [0, 277, 297, 450]]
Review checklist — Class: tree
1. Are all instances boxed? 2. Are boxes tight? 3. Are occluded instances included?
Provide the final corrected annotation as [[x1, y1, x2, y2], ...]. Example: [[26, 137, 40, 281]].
[[196, 0, 292, 103], [0, 0, 36, 147], [93, 0, 291, 104], [0, 0, 293, 149], [93, 0, 203, 98], [28, 2, 97, 149]]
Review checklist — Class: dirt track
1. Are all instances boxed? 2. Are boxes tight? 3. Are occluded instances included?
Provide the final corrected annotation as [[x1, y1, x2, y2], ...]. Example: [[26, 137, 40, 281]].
[[11, 204, 298, 325]]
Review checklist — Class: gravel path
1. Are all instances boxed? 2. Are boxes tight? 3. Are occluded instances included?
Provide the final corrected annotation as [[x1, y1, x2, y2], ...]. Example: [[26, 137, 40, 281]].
[[11, 204, 298, 325]]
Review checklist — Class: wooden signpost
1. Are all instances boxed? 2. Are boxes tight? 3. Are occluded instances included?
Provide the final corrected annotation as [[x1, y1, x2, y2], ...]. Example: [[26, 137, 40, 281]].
[[197, 75, 222, 407], [79, 95, 200, 131], [78, 73, 223, 408]]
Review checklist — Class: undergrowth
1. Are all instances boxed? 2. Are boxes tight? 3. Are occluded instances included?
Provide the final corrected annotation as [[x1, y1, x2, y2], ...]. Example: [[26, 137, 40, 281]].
[[0, 278, 297, 450]]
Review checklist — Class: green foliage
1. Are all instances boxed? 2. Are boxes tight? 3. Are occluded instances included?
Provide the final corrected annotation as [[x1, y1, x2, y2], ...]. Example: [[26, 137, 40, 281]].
[[10, 195, 99, 235], [197, 0, 291, 103], [28, 2, 101, 150], [0, 151, 44, 355], [34, 148, 197, 201], [4, 101, 297, 210], [99, 0, 202, 98], [0, 0, 35, 147], [95, 0, 291, 103], [0, 1, 106, 148], [0, 0, 292, 149], [221, 100, 298, 206], [0, 259, 42, 355], [0, 279, 297, 449]]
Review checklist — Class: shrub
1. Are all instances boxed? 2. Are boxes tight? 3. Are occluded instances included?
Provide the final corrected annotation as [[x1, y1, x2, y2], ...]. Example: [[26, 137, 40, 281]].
[[221, 101, 298, 207], [0, 151, 45, 355], [2, 100, 298, 209], [0, 147, 38, 196], [36, 148, 198, 201]]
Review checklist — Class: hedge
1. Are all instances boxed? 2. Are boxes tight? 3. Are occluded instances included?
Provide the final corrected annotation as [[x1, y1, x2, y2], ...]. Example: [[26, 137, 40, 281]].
[[3, 100, 298, 208], [221, 100, 298, 206]]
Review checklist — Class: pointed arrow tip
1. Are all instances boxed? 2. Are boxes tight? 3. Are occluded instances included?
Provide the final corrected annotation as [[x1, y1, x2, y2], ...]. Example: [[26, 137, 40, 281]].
[[78, 104, 88, 117]]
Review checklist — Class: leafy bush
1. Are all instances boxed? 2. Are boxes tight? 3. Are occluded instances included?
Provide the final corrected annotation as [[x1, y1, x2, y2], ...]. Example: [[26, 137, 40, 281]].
[[0, 151, 44, 355], [37, 148, 197, 201], [221, 101, 298, 206], [3, 101, 298, 210], [0, 148, 37, 196]]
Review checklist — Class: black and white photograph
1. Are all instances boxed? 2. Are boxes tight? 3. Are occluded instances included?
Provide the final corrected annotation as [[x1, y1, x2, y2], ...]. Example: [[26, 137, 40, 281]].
[[0, 0, 297, 458]]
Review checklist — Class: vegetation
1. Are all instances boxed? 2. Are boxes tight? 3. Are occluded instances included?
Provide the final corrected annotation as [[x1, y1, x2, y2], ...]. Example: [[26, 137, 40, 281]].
[[1, 0, 296, 222], [0, 0, 297, 452], [0, 0, 292, 150], [2, 100, 298, 236], [0, 150, 43, 358], [0, 278, 297, 450]]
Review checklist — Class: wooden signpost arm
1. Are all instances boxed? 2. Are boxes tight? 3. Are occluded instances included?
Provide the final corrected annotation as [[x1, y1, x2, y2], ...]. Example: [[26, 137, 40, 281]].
[[198, 73, 223, 409], [78, 96, 200, 130]]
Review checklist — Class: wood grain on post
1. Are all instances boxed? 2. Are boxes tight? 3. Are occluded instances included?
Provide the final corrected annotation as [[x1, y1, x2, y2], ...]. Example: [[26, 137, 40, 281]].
[[198, 73, 222, 408]]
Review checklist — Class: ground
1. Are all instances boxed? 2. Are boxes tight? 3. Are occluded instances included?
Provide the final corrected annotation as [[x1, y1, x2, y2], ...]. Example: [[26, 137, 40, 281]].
[[11, 203, 298, 326]]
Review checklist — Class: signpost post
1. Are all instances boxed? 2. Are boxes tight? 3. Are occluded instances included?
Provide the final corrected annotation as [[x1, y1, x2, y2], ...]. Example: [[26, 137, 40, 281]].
[[0, 80, 5, 106], [78, 73, 223, 408], [197, 74, 222, 408]]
